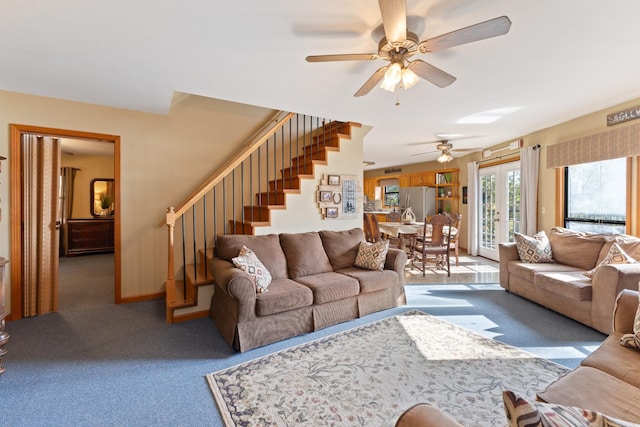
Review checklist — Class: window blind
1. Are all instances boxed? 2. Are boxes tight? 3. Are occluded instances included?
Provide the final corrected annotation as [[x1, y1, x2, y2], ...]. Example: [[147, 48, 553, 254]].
[[547, 122, 640, 168]]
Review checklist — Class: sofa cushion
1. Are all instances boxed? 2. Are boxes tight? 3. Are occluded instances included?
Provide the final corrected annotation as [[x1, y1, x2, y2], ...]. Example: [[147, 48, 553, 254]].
[[216, 234, 289, 279], [537, 366, 640, 424], [279, 232, 333, 279], [355, 240, 389, 271], [338, 267, 399, 293], [598, 234, 640, 265], [254, 278, 313, 316], [534, 271, 593, 301], [585, 243, 638, 279], [232, 246, 272, 293], [504, 390, 637, 427], [508, 261, 582, 283], [548, 227, 606, 270], [620, 289, 640, 351], [514, 231, 554, 263], [294, 272, 360, 304], [318, 228, 364, 270], [581, 332, 640, 387]]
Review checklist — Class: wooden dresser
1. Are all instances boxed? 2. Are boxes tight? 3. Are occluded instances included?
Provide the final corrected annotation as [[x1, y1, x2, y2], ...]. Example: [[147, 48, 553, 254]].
[[66, 218, 114, 256]]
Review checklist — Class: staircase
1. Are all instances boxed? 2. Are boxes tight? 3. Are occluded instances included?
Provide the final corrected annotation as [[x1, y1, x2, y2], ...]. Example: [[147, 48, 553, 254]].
[[162, 113, 359, 323]]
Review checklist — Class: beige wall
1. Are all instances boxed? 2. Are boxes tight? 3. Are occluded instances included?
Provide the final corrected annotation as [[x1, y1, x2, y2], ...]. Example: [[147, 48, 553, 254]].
[[0, 90, 279, 314], [365, 96, 640, 247], [0, 90, 367, 316], [61, 153, 114, 218]]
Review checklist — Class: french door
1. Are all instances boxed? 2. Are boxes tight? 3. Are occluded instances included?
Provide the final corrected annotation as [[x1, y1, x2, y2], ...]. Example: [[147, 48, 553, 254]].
[[478, 162, 521, 261]]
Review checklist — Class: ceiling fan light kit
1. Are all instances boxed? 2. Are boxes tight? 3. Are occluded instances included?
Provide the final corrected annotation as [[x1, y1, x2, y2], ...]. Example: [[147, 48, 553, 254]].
[[305, 0, 511, 97]]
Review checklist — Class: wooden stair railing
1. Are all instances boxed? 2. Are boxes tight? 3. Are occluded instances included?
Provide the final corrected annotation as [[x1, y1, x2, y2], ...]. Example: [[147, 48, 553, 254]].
[[162, 112, 358, 323]]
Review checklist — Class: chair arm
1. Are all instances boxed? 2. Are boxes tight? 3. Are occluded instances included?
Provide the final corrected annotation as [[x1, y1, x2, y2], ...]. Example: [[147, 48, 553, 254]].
[[395, 403, 463, 427], [210, 257, 257, 322], [385, 247, 408, 285], [498, 242, 519, 290], [591, 264, 640, 333], [612, 289, 639, 334]]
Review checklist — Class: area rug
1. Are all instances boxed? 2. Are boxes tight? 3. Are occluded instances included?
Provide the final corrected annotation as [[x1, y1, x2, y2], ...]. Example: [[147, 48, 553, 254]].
[[207, 310, 570, 426]]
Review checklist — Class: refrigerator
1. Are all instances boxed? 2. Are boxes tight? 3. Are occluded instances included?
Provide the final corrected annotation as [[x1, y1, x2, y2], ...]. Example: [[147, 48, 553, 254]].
[[399, 186, 436, 222]]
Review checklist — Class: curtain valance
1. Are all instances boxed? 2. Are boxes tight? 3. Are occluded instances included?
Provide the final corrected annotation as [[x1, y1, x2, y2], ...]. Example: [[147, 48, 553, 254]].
[[547, 122, 640, 168], [378, 178, 399, 187]]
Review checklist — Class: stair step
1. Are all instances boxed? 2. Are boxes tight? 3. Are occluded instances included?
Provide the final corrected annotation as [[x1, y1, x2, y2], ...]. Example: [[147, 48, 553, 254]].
[[290, 150, 327, 167], [255, 191, 286, 206], [281, 163, 314, 180], [229, 220, 270, 234], [184, 262, 216, 287], [243, 206, 270, 222], [270, 177, 302, 191]]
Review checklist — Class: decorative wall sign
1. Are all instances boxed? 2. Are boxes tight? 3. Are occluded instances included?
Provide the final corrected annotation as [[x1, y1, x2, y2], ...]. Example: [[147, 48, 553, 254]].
[[607, 105, 640, 126], [317, 173, 362, 219]]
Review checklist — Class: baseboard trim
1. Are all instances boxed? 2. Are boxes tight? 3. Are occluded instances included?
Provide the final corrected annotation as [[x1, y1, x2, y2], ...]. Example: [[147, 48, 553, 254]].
[[118, 291, 165, 304], [171, 310, 209, 323]]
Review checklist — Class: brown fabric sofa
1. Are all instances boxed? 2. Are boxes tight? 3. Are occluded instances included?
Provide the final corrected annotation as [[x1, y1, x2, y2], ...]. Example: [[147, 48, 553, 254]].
[[209, 228, 407, 352], [537, 289, 640, 423], [499, 227, 640, 333]]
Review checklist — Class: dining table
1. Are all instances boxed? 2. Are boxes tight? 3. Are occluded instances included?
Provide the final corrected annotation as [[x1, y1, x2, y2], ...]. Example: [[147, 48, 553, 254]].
[[377, 222, 425, 251]]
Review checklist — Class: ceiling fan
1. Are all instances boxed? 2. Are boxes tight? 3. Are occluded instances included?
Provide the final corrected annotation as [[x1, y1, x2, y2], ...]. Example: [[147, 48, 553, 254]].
[[305, 0, 511, 96], [411, 139, 479, 163]]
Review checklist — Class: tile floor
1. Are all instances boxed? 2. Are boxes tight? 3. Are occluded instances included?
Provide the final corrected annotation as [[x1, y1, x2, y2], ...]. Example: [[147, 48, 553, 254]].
[[404, 251, 500, 285]]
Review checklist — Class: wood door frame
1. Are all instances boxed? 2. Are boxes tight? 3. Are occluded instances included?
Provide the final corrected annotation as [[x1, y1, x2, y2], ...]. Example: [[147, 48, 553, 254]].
[[9, 124, 122, 320]]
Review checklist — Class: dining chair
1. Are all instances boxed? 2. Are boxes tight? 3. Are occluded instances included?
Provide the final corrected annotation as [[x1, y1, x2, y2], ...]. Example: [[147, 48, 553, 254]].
[[412, 213, 453, 276], [386, 210, 401, 222], [448, 213, 462, 266], [364, 213, 402, 248]]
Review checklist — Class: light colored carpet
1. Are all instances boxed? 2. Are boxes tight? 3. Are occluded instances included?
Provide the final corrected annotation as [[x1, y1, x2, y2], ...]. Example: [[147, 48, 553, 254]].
[[207, 310, 570, 426]]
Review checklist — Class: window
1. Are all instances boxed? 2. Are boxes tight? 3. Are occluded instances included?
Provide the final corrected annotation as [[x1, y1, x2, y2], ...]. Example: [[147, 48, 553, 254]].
[[384, 184, 400, 208], [564, 158, 626, 233]]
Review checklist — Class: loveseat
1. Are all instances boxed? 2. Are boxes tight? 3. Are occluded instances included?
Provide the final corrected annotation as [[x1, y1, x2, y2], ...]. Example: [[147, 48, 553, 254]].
[[535, 288, 640, 423], [499, 227, 640, 334], [209, 228, 407, 352], [396, 289, 640, 426]]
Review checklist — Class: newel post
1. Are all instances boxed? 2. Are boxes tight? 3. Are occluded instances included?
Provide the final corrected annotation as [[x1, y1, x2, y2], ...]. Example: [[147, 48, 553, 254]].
[[165, 207, 176, 320]]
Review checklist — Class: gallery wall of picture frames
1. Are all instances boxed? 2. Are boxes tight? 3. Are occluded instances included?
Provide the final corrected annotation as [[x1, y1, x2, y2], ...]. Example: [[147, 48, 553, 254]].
[[317, 173, 362, 219]]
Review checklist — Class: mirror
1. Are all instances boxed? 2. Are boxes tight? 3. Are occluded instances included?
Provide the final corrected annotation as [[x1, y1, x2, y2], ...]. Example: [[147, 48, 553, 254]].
[[91, 178, 115, 217]]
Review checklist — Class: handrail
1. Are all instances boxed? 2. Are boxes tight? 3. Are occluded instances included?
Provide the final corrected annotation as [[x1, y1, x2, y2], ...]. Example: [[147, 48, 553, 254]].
[[160, 110, 295, 227]]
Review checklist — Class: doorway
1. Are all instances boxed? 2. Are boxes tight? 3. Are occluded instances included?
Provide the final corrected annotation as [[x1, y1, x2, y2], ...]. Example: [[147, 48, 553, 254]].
[[478, 161, 521, 261], [9, 124, 121, 320]]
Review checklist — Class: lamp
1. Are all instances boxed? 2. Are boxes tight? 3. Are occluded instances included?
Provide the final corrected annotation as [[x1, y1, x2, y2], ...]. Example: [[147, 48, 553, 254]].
[[437, 149, 454, 164], [401, 67, 419, 89]]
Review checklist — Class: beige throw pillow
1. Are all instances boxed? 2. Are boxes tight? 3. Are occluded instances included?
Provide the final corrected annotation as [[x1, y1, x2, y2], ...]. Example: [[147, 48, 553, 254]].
[[503, 390, 637, 427], [620, 288, 640, 350], [514, 231, 554, 263], [584, 242, 637, 279], [232, 245, 272, 293], [355, 240, 389, 271]]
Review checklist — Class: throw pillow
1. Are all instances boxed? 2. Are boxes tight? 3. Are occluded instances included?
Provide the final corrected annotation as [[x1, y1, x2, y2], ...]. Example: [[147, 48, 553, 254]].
[[502, 390, 637, 427], [354, 240, 389, 271], [232, 245, 272, 293], [584, 242, 638, 279], [514, 231, 554, 263], [620, 288, 640, 350]]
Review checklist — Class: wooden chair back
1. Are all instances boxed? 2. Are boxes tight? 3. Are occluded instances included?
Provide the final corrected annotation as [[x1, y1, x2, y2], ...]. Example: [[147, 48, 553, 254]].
[[363, 213, 381, 243]]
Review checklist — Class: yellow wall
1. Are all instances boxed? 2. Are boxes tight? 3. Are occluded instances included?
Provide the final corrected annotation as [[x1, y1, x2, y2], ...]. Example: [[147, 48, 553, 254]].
[[0, 90, 367, 316], [61, 153, 114, 218], [365, 96, 640, 246]]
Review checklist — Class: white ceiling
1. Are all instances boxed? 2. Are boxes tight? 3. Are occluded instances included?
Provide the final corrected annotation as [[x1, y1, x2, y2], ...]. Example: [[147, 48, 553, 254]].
[[3, 1, 640, 170]]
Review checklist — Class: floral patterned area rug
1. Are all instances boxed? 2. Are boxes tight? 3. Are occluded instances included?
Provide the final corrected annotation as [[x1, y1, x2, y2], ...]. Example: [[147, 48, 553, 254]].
[[206, 310, 570, 426]]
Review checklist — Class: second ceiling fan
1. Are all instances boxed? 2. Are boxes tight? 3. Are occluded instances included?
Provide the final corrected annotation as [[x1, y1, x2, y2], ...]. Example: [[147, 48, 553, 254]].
[[306, 0, 511, 96]]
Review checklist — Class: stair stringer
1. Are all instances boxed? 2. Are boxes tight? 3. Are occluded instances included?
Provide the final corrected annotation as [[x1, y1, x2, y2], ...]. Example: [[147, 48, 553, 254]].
[[253, 123, 370, 236]]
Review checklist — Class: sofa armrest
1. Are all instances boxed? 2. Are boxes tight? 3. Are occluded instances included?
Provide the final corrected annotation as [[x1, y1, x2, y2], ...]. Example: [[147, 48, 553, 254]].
[[498, 242, 519, 290], [210, 257, 257, 322], [395, 403, 463, 427], [591, 264, 640, 333], [385, 247, 408, 285], [613, 289, 639, 334]]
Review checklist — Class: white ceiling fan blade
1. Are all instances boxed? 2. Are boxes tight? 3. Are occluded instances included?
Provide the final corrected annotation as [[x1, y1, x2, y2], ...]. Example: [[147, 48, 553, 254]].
[[378, 0, 407, 45], [354, 66, 388, 97], [306, 53, 380, 62], [418, 16, 512, 53], [407, 60, 456, 88]]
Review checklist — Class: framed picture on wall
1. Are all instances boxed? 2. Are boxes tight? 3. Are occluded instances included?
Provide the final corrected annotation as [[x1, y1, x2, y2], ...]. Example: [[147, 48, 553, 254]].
[[328, 175, 340, 186], [462, 186, 468, 204], [326, 207, 338, 218], [319, 191, 333, 202]]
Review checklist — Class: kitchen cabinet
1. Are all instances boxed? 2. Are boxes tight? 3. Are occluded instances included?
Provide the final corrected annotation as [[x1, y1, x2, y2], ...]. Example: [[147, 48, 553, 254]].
[[410, 172, 435, 187]]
